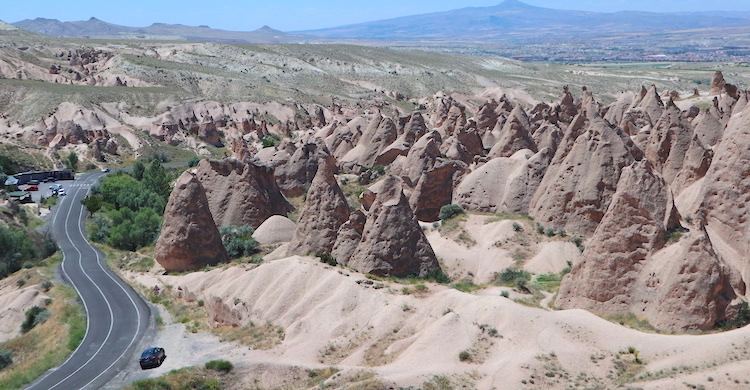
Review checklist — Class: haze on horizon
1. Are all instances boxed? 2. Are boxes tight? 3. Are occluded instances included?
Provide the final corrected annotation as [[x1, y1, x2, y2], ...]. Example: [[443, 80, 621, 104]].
[[5, 0, 750, 32]]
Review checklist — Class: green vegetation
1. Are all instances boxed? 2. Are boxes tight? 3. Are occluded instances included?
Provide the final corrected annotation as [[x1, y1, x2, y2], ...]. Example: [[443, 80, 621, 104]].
[[219, 225, 259, 258], [438, 204, 464, 221], [0, 222, 57, 279], [125, 366, 231, 390], [317, 252, 338, 266], [0, 350, 12, 371], [65, 151, 79, 172], [20, 306, 51, 333], [717, 300, 750, 330], [204, 359, 233, 373], [84, 160, 170, 251]]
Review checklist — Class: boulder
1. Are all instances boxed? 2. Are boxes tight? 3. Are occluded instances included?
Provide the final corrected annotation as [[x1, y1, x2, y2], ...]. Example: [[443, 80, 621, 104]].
[[155, 171, 229, 272], [253, 215, 297, 245]]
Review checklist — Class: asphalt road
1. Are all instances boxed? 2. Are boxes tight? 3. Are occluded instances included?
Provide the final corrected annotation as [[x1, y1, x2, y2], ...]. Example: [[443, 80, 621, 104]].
[[26, 171, 151, 390]]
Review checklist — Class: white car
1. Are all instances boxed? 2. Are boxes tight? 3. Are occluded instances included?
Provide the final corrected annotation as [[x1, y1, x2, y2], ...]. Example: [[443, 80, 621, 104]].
[[58, 189, 66, 196]]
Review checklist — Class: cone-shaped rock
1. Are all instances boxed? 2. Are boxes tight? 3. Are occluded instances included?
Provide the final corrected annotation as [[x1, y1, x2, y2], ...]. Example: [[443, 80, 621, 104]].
[[344, 175, 441, 277], [409, 159, 469, 222], [698, 103, 750, 260], [287, 156, 350, 256], [488, 105, 537, 158], [195, 158, 294, 229], [643, 100, 694, 184], [556, 161, 684, 325], [274, 139, 331, 197], [331, 210, 367, 263], [155, 171, 229, 272], [530, 117, 641, 235]]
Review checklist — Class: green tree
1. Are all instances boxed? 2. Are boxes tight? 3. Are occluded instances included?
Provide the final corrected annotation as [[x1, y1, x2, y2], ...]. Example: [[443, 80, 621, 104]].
[[66, 151, 79, 172], [132, 160, 146, 181], [107, 207, 162, 251], [142, 160, 171, 200], [81, 194, 103, 213], [438, 204, 465, 221]]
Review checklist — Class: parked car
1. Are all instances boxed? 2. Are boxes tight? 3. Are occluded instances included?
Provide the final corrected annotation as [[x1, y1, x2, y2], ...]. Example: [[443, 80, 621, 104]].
[[139, 347, 166, 369], [26, 185, 38, 191], [101, 167, 110, 173], [28, 179, 40, 185]]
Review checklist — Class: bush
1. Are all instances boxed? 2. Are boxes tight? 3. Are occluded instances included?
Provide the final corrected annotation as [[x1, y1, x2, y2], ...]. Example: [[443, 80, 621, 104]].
[[66, 151, 79, 172], [42, 280, 53, 291], [317, 252, 337, 266], [132, 160, 146, 181], [0, 349, 12, 370], [187, 157, 201, 167], [422, 268, 451, 284], [21, 306, 50, 333], [205, 359, 233, 373], [495, 268, 531, 284], [438, 204, 464, 221], [512, 222, 523, 232], [458, 350, 471, 362], [220, 225, 259, 258]]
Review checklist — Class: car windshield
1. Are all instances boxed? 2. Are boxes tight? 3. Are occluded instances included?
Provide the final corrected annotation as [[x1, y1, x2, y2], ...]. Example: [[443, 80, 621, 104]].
[[141, 348, 157, 358]]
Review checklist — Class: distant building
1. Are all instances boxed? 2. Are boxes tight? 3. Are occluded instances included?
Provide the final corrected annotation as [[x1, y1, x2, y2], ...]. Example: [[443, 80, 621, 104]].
[[12, 169, 74, 185]]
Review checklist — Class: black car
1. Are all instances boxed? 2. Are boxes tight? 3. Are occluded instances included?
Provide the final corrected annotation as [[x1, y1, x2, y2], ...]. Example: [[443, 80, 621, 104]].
[[139, 347, 166, 369]]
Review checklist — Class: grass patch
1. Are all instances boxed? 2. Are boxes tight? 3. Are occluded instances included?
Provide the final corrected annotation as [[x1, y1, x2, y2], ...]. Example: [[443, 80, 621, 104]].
[[123, 365, 235, 390], [439, 213, 468, 234], [213, 321, 285, 350], [484, 214, 533, 224], [603, 312, 661, 333]]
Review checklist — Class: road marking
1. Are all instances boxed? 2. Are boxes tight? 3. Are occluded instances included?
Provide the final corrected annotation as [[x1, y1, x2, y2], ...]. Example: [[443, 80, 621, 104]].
[[27, 172, 147, 390]]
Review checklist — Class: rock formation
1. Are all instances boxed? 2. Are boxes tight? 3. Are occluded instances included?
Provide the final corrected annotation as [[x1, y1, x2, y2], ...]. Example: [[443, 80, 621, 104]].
[[530, 117, 641, 235], [554, 160, 737, 331], [155, 171, 229, 272], [274, 139, 331, 197], [287, 156, 350, 255], [339, 175, 441, 277], [195, 158, 294, 229], [487, 105, 537, 158]]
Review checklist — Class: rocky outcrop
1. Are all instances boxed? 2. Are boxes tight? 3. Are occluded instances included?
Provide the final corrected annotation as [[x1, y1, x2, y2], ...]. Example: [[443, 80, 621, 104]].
[[643, 100, 694, 184], [409, 159, 469, 222], [195, 158, 294, 229], [287, 156, 350, 256], [553, 160, 736, 332], [252, 215, 297, 245], [274, 139, 331, 197], [331, 210, 367, 263], [698, 102, 750, 262], [530, 117, 641, 235], [340, 113, 398, 170], [487, 105, 537, 158], [376, 112, 427, 166], [710, 71, 726, 96], [155, 171, 228, 272], [691, 109, 724, 147], [390, 131, 442, 185], [454, 148, 552, 215], [341, 176, 441, 277]]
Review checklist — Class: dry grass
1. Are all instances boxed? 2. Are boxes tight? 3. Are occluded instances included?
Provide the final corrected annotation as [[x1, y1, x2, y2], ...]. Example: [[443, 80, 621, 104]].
[[213, 322, 285, 351], [0, 284, 85, 389]]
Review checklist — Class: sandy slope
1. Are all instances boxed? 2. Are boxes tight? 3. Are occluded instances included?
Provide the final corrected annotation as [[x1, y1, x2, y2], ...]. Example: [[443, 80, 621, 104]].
[[112, 251, 750, 390]]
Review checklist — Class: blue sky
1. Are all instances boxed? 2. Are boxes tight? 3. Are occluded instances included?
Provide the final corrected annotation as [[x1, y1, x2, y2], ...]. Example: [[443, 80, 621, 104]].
[[4, 0, 750, 31]]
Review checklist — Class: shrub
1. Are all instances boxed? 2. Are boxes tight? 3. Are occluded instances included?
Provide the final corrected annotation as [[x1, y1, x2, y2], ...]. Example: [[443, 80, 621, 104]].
[[21, 306, 50, 333], [458, 350, 471, 362], [494, 268, 531, 284], [66, 151, 79, 172], [500, 290, 510, 298], [438, 204, 464, 221], [317, 252, 337, 266], [422, 268, 451, 284], [512, 222, 523, 232], [132, 160, 146, 181], [42, 280, 53, 291], [220, 225, 259, 258], [536, 223, 544, 234], [188, 156, 201, 167], [0, 349, 12, 371], [545, 227, 556, 237], [205, 359, 233, 373]]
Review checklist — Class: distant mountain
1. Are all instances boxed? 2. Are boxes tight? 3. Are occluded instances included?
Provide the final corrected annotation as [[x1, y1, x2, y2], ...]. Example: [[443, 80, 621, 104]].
[[297, 0, 750, 42], [12, 17, 313, 43]]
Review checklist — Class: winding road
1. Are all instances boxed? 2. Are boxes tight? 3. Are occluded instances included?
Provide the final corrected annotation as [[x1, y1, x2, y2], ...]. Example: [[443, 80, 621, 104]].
[[26, 171, 151, 390]]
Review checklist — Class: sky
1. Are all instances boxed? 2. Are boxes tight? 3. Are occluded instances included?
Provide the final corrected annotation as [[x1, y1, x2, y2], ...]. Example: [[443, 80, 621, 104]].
[[4, 0, 750, 32]]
